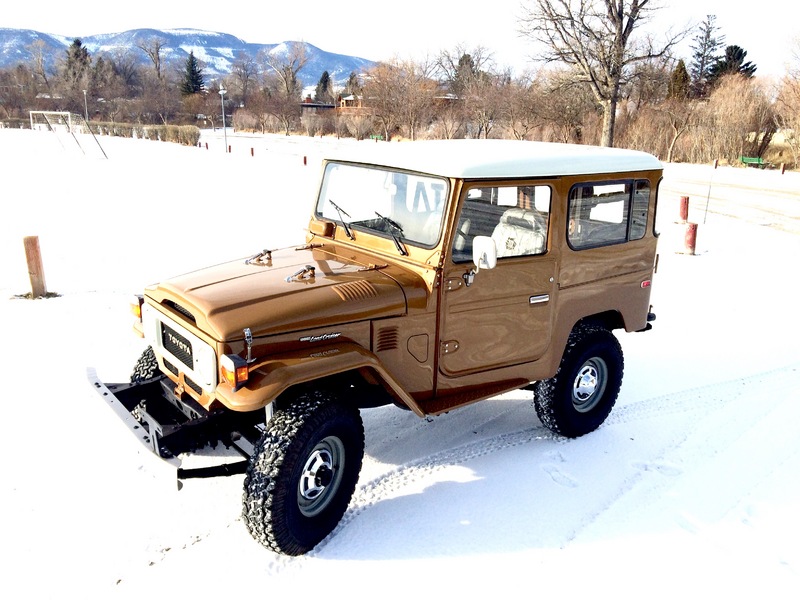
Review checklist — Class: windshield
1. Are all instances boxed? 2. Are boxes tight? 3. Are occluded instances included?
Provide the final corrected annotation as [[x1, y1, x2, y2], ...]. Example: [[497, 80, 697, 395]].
[[315, 162, 449, 248]]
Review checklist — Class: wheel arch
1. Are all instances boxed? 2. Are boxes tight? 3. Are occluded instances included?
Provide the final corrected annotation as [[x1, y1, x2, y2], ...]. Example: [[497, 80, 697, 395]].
[[218, 341, 425, 416], [573, 310, 625, 333]]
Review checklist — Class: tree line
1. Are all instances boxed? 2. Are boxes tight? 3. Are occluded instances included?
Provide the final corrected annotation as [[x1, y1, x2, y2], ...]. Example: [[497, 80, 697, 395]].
[[1, 2, 799, 168]]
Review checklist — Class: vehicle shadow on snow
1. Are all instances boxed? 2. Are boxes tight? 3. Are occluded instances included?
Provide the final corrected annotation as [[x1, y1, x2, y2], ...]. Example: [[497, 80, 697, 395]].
[[309, 394, 631, 560]]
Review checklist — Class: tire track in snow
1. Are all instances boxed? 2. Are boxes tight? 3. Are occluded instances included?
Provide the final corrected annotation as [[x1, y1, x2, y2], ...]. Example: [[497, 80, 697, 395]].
[[255, 363, 800, 571], [561, 362, 800, 545], [312, 363, 800, 556]]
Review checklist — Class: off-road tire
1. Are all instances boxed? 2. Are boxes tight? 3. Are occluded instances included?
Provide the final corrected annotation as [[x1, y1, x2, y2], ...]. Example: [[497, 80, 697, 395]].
[[534, 325, 623, 438], [130, 345, 158, 383], [242, 391, 364, 555]]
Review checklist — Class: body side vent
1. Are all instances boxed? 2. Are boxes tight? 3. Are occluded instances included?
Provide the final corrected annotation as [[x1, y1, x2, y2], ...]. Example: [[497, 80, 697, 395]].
[[376, 326, 400, 352]]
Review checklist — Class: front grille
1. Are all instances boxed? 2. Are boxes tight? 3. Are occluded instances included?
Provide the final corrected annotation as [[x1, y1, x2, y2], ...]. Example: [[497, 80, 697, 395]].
[[185, 376, 203, 395], [161, 323, 193, 369], [163, 358, 179, 376]]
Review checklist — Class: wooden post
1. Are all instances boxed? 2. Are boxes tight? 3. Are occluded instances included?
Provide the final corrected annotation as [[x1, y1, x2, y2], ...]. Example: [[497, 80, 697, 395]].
[[23, 236, 47, 298]]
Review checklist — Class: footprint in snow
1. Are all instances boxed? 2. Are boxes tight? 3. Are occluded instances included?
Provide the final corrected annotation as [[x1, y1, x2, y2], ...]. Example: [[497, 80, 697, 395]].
[[632, 460, 683, 476], [542, 464, 579, 488]]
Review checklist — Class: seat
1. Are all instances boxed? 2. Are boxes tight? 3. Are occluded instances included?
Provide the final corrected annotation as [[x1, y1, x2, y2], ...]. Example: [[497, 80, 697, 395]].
[[491, 208, 544, 257]]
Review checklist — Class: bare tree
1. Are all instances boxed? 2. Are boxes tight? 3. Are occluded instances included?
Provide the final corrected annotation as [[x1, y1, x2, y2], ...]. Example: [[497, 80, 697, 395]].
[[502, 74, 545, 140], [695, 74, 775, 163], [430, 101, 466, 139], [231, 51, 259, 106], [537, 69, 598, 143], [774, 46, 800, 167], [27, 39, 53, 92], [137, 37, 166, 81], [258, 42, 308, 134], [261, 42, 308, 99], [519, 0, 686, 147]]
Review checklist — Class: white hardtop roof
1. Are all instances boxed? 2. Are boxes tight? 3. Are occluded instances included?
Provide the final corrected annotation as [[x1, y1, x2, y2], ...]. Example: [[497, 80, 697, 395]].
[[326, 139, 662, 179]]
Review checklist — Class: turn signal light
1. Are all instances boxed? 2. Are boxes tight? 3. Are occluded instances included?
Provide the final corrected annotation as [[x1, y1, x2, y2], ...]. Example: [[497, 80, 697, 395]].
[[221, 354, 249, 389], [130, 295, 144, 321]]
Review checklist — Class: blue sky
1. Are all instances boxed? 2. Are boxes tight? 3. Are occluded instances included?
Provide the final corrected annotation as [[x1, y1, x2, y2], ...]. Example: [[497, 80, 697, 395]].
[[2, 0, 793, 78]]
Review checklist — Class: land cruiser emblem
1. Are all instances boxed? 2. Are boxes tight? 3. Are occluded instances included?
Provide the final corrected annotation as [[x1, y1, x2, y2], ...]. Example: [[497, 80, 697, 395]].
[[299, 332, 342, 343]]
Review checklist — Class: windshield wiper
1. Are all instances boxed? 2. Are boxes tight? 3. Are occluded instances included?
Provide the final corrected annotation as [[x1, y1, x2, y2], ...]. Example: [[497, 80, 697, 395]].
[[329, 200, 354, 240], [374, 211, 408, 256]]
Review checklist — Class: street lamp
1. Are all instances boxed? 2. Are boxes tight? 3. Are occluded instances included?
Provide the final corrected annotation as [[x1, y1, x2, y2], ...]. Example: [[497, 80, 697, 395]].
[[219, 84, 227, 153], [82, 89, 88, 123]]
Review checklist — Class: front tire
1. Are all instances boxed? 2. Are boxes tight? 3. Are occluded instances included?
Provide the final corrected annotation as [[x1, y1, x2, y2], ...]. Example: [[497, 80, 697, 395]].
[[242, 392, 364, 555], [130, 345, 158, 382], [534, 325, 623, 438]]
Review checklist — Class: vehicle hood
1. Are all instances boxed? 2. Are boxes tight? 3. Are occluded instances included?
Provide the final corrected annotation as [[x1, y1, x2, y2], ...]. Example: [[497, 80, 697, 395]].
[[144, 245, 408, 340]]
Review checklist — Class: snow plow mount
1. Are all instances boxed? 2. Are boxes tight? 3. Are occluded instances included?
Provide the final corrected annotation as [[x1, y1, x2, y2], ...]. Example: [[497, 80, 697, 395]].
[[88, 368, 258, 485]]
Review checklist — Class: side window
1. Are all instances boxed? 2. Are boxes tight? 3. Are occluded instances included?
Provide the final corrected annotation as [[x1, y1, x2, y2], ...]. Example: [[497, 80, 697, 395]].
[[453, 184, 551, 262], [630, 180, 650, 240], [568, 180, 649, 249]]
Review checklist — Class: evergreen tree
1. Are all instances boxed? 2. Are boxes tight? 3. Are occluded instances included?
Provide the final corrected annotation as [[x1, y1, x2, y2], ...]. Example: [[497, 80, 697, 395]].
[[180, 51, 205, 96], [689, 15, 724, 98], [668, 59, 691, 99], [314, 71, 335, 103], [343, 72, 362, 98], [709, 45, 757, 82], [451, 53, 479, 97], [63, 38, 91, 91]]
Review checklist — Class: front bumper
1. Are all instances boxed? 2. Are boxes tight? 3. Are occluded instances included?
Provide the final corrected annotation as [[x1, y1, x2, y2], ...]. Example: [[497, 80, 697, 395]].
[[88, 368, 257, 483]]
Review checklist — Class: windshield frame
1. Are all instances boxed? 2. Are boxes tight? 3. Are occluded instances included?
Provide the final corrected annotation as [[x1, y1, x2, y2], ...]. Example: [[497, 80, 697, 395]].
[[314, 161, 450, 251]]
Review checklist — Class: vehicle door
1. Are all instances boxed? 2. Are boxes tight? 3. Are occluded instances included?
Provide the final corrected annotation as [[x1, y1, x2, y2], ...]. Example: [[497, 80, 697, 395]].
[[439, 183, 557, 377]]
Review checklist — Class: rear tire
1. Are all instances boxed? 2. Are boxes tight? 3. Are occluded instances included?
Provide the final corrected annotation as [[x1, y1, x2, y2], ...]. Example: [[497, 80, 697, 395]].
[[534, 325, 623, 438], [242, 391, 364, 555]]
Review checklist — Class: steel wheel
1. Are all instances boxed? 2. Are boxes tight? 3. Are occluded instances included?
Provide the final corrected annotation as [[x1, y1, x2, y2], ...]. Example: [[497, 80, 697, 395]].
[[298, 436, 346, 518], [242, 392, 364, 555], [572, 357, 608, 413], [534, 324, 623, 438]]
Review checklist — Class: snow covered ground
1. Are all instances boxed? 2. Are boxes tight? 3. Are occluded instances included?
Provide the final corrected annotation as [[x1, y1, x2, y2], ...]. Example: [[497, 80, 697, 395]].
[[1, 128, 798, 598]]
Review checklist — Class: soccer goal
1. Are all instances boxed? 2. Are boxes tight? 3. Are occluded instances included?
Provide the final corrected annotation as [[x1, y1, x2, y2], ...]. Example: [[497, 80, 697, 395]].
[[29, 111, 108, 159]]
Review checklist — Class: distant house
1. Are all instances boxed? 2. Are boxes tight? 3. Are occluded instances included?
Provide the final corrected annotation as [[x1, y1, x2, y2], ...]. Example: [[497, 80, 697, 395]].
[[338, 94, 363, 109], [300, 95, 336, 115]]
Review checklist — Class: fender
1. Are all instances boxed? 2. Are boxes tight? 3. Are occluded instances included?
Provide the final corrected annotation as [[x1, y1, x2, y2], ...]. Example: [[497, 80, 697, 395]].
[[214, 341, 425, 416]]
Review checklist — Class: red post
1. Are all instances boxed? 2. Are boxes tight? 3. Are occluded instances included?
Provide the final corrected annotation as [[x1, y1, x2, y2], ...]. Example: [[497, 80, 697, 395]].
[[228, 145, 231, 153], [303, 155, 307, 166], [251, 147, 254, 157], [684, 223, 698, 255], [205, 142, 208, 150], [679, 196, 689, 222]]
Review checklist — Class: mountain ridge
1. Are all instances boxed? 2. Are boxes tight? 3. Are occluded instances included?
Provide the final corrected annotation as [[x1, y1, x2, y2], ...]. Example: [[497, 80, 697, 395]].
[[0, 27, 376, 87]]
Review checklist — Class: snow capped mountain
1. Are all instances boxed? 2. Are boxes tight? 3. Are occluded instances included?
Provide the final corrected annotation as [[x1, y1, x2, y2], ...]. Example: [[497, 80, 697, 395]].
[[0, 27, 375, 86]]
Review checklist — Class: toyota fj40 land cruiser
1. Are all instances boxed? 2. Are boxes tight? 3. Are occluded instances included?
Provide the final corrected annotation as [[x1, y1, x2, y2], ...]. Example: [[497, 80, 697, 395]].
[[92, 139, 662, 555]]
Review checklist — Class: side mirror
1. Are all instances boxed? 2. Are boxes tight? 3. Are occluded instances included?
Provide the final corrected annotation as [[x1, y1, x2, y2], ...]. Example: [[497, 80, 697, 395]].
[[472, 236, 497, 271]]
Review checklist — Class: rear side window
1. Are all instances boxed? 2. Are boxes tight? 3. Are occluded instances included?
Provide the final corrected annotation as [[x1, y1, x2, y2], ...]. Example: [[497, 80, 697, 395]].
[[568, 180, 650, 249]]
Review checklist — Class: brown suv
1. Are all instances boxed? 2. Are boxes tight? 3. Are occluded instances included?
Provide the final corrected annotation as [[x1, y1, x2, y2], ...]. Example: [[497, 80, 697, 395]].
[[92, 139, 661, 555]]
